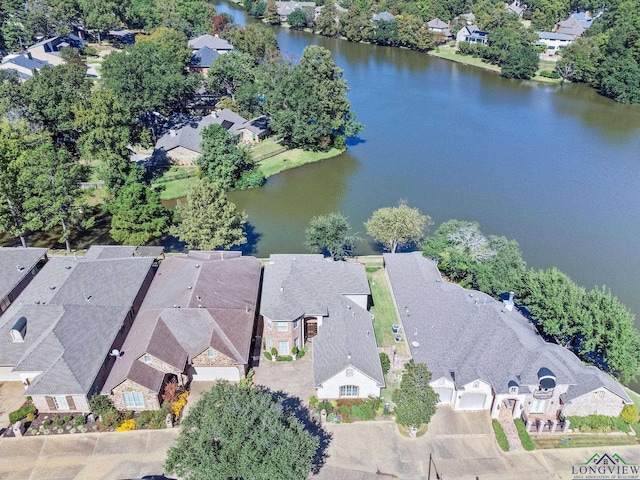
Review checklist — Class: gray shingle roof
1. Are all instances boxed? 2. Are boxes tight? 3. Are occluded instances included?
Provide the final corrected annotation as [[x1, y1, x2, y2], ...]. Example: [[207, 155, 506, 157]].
[[188, 34, 233, 51], [537, 31, 574, 41], [371, 11, 396, 21], [428, 18, 448, 29], [276, 1, 316, 16], [0, 247, 47, 306], [190, 46, 220, 68], [261, 255, 382, 389], [313, 296, 384, 387], [1, 55, 50, 71], [102, 252, 261, 394], [0, 251, 155, 396], [154, 110, 268, 154], [383, 252, 631, 404]]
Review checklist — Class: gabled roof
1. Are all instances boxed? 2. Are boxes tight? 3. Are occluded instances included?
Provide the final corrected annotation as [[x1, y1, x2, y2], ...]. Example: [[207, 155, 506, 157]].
[[0, 55, 50, 72], [190, 46, 220, 68], [188, 34, 233, 51], [507, 1, 524, 16], [313, 296, 384, 387], [383, 252, 631, 404], [276, 1, 316, 16], [154, 110, 269, 154], [102, 252, 261, 394], [0, 247, 48, 305], [371, 11, 396, 22], [261, 255, 370, 321], [0, 248, 156, 396], [428, 18, 448, 29]]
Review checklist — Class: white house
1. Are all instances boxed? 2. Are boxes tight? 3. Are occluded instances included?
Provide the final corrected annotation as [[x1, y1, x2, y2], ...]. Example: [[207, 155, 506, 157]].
[[536, 31, 574, 53]]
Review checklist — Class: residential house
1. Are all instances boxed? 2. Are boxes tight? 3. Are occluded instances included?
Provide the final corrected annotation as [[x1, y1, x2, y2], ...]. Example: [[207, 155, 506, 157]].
[[428, 18, 452, 39], [0, 54, 50, 81], [0, 246, 161, 413], [536, 32, 574, 54], [506, 1, 525, 17], [189, 46, 219, 76], [457, 13, 476, 25], [384, 252, 632, 424], [108, 28, 135, 46], [27, 35, 85, 67], [555, 12, 593, 38], [102, 251, 261, 411], [0, 248, 48, 316], [456, 25, 489, 44], [276, 1, 316, 22], [371, 11, 396, 22], [153, 110, 269, 165], [314, 3, 347, 22], [260, 255, 385, 400], [188, 34, 233, 53]]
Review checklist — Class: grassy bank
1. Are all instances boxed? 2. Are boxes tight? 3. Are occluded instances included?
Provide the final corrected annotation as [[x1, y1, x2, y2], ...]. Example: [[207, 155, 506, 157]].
[[533, 433, 637, 449], [153, 167, 198, 200], [428, 47, 563, 84], [257, 145, 345, 178]]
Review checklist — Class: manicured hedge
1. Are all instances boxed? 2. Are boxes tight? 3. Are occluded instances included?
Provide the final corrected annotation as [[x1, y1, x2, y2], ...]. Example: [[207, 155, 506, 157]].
[[9, 404, 37, 424], [492, 420, 509, 452], [567, 415, 629, 433]]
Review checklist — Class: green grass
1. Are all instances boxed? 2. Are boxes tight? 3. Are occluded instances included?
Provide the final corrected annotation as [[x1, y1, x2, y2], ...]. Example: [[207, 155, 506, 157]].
[[258, 146, 344, 178], [624, 388, 640, 438], [380, 375, 399, 410], [249, 137, 286, 159], [533, 433, 638, 449], [152, 167, 198, 200], [492, 420, 510, 452], [367, 264, 405, 355], [514, 418, 536, 450]]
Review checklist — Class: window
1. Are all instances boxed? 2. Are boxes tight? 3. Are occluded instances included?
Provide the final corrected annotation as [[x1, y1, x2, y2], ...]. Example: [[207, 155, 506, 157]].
[[509, 386, 518, 394], [438, 378, 445, 386], [278, 341, 289, 355], [207, 348, 216, 359], [142, 354, 151, 364], [267, 319, 272, 329], [293, 319, 299, 329], [267, 337, 273, 351], [346, 368, 354, 377], [593, 390, 605, 400], [339, 385, 359, 398], [122, 392, 145, 409], [472, 381, 480, 388], [277, 322, 288, 332], [53, 396, 69, 410], [0, 297, 10, 313], [294, 337, 300, 349]]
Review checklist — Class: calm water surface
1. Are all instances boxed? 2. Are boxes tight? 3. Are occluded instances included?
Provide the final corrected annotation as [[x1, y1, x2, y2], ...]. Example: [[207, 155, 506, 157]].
[[218, 0, 640, 331]]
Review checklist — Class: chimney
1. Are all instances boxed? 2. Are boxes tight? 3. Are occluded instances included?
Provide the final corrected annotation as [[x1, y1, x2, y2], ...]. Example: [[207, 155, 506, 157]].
[[211, 111, 218, 118], [508, 291, 514, 302], [503, 292, 515, 311]]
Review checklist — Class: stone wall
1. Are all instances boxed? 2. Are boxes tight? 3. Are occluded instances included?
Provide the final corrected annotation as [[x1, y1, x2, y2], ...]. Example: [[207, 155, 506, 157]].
[[140, 353, 183, 374], [110, 378, 163, 411], [563, 389, 627, 417], [192, 349, 236, 367]]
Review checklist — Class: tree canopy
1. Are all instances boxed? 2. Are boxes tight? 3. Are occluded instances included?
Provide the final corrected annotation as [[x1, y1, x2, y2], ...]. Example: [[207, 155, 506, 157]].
[[392, 361, 439, 429], [171, 178, 247, 250], [165, 382, 320, 480], [365, 202, 431, 253], [304, 212, 359, 260]]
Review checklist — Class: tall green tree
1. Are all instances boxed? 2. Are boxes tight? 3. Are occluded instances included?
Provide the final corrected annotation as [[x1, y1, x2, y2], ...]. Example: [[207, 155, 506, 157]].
[[207, 51, 258, 102], [23, 63, 92, 141], [136, 26, 192, 67], [392, 361, 438, 429], [304, 212, 359, 260], [109, 170, 170, 244], [19, 140, 90, 252], [197, 124, 256, 191], [78, 0, 120, 43], [288, 8, 308, 29], [221, 23, 279, 61], [365, 202, 431, 253], [171, 178, 247, 250], [266, 0, 280, 24], [165, 382, 320, 480], [315, 0, 339, 37]]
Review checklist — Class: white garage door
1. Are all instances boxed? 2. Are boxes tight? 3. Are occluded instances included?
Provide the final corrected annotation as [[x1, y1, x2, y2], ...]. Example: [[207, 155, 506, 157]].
[[458, 393, 487, 410], [433, 387, 454, 405], [192, 367, 240, 382], [0, 367, 20, 382]]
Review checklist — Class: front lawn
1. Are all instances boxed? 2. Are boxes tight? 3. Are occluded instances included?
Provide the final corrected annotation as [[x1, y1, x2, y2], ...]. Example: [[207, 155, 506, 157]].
[[533, 434, 638, 449], [152, 166, 198, 200], [492, 420, 509, 451]]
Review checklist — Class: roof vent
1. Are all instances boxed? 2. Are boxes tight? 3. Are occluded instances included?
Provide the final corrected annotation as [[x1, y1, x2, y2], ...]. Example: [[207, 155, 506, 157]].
[[198, 304, 202, 308], [195, 264, 200, 268], [187, 286, 192, 290], [10, 317, 27, 342], [173, 304, 178, 308], [84, 294, 92, 302], [65, 265, 72, 270], [347, 353, 351, 360], [16, 265, 24, 272], [196, 295, 202, 301]]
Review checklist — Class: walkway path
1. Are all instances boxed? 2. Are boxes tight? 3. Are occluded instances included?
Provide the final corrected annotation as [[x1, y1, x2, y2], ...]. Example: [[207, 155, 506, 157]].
[[498, 403, 524, 452]]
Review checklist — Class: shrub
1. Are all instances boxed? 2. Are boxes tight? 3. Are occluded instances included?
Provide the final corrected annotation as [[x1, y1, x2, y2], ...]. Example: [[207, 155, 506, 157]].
[[89, 395, 116, 417], [276, 355, 293, 361], [83, 45, 98, 57], [352, 401, 377, 420], [162, 379, 181, 403], [263, 351, 272, 360], [63, 415, 73, 423], [620, 404, 639, 424], [292, 346, 299, 356], [43, 419, 52, 426], [309, 396, 318, 408], [492, 420, 509, 452], [171, 391, 189, 418], [136, 411, 154, 428], [270, 347, 278, 356], [567, 415, 629, 433], [25, 412, 36, 423], [9, 404, 37, 424], [100, 409, 122, 429], [297, 347, 307, 358], [115, 418, 137, 432], [380, 353, 391, 375], [538, 70, 560, 79], [74, 416, 86, 426], [149, 403, 171, 429], [317, 401, 333, 413], [54, 417, 65, 426], [123, 409, 134, 420], [514, 419, 535, 450], [236, 169, 265, 189]]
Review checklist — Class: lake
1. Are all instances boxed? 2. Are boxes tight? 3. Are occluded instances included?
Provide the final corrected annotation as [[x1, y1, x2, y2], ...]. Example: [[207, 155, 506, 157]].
[[215, 0, 640, 334]]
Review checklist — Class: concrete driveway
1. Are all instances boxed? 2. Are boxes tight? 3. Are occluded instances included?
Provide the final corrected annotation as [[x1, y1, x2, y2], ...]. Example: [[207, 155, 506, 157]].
[[253, 350, 315, 404], [0, 382, 27, 431]]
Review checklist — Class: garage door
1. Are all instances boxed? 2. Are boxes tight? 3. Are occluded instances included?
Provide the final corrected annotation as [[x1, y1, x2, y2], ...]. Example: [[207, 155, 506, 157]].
[[433, 387, 454, 405], [192, 367, 240, 382], [458, 393, 487, 410]]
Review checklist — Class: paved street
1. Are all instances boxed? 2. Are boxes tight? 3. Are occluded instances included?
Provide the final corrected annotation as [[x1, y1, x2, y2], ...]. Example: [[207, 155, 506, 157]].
[[1, 407, 639, 480]]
